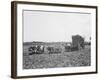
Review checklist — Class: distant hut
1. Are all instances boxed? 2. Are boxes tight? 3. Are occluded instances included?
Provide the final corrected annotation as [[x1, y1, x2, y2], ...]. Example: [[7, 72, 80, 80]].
[[72, 35, 85, 50]]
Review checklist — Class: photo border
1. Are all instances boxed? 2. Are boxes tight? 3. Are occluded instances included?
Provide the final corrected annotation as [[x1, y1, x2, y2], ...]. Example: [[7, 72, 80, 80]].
[[11, 1, 98, 79]]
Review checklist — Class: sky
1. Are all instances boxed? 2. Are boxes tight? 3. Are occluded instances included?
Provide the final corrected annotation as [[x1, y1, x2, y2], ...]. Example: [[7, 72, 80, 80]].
[[23, 10, 91, 42]]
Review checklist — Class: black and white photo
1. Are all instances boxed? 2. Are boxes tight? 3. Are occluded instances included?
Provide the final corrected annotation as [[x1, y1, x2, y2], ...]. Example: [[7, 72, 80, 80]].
[[23, 10, 91, 69], [11, 1, 97, 78]]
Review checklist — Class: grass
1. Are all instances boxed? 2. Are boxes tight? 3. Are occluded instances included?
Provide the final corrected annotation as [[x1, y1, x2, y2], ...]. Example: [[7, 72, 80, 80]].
[[23, 43, 91, 69]]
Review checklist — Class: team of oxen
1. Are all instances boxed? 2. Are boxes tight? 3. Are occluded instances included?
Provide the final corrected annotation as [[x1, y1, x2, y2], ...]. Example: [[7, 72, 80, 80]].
[[28, 35, 86, 55]]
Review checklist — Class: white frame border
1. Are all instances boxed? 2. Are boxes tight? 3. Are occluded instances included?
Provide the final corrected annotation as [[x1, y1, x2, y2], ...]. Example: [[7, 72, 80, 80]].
[[16, 3, 97, 76]]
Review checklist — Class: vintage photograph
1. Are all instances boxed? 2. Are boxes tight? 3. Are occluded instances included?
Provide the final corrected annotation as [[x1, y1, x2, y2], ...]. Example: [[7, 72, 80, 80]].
[[11, 1, 97, 78], [23, 10, 91, 69]]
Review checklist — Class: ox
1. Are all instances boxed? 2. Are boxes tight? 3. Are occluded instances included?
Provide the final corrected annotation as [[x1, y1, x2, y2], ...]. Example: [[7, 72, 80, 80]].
[[28, 45, 44, 55]]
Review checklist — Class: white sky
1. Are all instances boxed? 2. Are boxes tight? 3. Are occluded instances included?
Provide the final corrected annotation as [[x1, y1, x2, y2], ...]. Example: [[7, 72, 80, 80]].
[[23, 10, 91, 42]]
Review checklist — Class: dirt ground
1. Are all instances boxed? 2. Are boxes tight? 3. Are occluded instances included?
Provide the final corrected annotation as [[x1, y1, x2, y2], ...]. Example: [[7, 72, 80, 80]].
[[23, 43, 91, 69]]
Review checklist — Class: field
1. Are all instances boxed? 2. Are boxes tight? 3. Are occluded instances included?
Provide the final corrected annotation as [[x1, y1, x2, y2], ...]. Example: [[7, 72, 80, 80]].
[[23, 42, 91, 69]]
